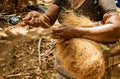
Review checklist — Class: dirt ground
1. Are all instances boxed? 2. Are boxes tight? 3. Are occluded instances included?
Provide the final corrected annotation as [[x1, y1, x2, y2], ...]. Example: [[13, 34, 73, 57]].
[[0, 20, 61, 79], [0, 21, 59, 79], [0, 0, 58, 79]]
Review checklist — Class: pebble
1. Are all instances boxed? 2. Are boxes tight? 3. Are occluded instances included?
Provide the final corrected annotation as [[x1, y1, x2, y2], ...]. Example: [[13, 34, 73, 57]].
[[43, 0, 52, 3]]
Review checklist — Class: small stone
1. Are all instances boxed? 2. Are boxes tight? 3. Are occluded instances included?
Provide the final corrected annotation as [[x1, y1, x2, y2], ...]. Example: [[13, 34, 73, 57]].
[[43, 0, 52, 3]]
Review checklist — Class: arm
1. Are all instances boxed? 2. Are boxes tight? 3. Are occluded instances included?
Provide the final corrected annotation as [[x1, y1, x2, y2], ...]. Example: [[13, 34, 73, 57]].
[[81, 12, 120, 42], [44, 4, 61, 25], [53, 12, 120, 43], [80, 0, 119, 42], [22, 4, 61, 28]]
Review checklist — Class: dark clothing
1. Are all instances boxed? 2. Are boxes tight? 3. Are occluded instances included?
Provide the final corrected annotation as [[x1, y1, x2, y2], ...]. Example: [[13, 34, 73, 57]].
[[53, 0, 116, 21]]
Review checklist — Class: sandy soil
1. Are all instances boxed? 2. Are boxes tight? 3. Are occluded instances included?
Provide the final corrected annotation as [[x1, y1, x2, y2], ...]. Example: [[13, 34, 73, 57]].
[[0, 0, 58, 79]]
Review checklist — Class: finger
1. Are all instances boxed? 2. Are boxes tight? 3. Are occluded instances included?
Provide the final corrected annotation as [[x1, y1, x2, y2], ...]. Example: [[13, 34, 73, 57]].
[[37, 18, 41, 24], [52, 28, 63, 33], [17, 21, 26, 26], [52, 31, 64, 36], [18, 19, 31, 26], [51, 34, 61, 39], [23, 12, 33, 20], [29, 17, 35, 25], [34, 18, 42, 27], [52, 29, 65, 34], [35, 18, 39, 23]]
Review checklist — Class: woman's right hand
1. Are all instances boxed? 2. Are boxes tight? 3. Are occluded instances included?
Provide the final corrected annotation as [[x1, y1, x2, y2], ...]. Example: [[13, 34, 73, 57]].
[[22, 11, 51, 28]]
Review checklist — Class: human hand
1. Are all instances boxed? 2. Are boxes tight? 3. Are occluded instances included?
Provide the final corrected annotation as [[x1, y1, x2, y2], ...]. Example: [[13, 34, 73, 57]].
[[52, 25, 82, 39], [22, 11, 50, 28]]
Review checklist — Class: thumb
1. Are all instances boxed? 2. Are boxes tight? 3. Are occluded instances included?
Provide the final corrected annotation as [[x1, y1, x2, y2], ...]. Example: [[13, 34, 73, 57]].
[[17, 20, 28, 26], [23, 13, 33, 21]]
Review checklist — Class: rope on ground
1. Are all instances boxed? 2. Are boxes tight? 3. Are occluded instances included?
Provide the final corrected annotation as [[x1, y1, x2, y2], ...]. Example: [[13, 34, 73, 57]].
[[6, 73, 31, 77], [38, 37, 43, 67]]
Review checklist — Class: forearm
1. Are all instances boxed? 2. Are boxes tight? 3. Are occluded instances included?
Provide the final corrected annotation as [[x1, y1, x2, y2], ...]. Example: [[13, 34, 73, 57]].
[[44, 4, 61, 25], [80, 12, 120, 43], [80, 24, 120, 42]]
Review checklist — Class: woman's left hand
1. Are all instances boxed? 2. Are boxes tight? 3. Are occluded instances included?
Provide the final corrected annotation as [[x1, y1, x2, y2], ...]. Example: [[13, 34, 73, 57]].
[[52, 25, 83, 39]]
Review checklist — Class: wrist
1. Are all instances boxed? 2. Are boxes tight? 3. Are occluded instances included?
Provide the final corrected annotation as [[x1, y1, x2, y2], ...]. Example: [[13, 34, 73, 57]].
[[43, 14, 50, 22], [42, 14, 52, 28]]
